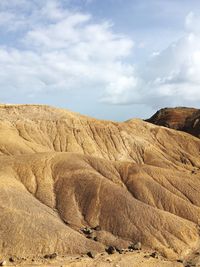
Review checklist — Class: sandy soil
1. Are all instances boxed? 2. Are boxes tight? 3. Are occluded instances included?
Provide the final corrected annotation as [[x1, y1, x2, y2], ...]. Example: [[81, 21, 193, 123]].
[[6, 251, 183, 267]]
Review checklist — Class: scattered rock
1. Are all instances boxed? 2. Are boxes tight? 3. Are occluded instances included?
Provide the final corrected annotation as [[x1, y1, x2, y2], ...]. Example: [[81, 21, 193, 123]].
[[150, 252, 159, 258], [177, 259, 183, 263], [128, 242, 142, 251], [144, 255, 150, 259], [115, 247, 123, 254], [63, 219, 70, 225], [9, 257, 14, 262], [50, 253, 57, 259], [0, 261, 6, 266], [106, 258, 112, 262], [93, 225, 101, 231], [44, 253, 57, 259], [93, 237, 98, 242], [106, 246, 116, 255], [87, 251, 96, 259], [81, 227, 93, 235], [134, 242, 142, 250]]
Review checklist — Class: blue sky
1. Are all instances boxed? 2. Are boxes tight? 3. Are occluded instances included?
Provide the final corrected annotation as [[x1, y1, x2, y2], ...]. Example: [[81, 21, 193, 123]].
[[0, 0, 200, 120]]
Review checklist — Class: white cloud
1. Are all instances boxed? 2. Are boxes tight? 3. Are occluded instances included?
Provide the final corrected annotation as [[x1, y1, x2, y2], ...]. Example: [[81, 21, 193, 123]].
[[185, 12, 200, 34], [0, 0, 136, 103], [1, 1, 199, 110], [143, 13, 200, 106], [104, 11, 200, 107]]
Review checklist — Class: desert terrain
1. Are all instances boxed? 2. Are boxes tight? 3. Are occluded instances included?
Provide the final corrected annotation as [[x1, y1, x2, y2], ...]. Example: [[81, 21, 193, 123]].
[[0, 104, 200, 266]]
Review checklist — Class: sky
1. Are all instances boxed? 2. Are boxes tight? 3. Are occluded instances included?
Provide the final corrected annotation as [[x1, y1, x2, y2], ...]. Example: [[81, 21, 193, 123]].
[[0, 0, 200, 121]]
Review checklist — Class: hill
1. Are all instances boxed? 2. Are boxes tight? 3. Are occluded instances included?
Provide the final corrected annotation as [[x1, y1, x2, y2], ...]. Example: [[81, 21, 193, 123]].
[[0, 104, 200, 266], [146, 107, 200, 138]]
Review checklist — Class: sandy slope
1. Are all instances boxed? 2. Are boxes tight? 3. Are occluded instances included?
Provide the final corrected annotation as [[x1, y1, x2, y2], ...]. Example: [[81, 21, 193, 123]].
[[0, 104, 200, 266]]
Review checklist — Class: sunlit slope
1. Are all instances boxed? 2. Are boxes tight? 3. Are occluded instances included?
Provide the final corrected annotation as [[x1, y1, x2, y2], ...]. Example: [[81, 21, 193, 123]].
[[0, 104, 199, 169], [0, 105, 200, 260], [0, 152, 199, 259]]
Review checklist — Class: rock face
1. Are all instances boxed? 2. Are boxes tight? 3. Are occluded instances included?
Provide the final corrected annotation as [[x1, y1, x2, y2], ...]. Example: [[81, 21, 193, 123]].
[[146, 107, 200, 138], [0, 104, 200, 260]]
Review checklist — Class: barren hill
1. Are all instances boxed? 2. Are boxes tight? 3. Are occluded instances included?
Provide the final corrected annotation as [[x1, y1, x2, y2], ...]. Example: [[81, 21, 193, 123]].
[[146, 107, 200, 138], [0, 104, 200, 266]]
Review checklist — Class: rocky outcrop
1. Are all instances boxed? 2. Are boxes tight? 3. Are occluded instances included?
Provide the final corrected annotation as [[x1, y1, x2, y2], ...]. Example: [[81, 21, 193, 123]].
[[146, 107, 200, 138]]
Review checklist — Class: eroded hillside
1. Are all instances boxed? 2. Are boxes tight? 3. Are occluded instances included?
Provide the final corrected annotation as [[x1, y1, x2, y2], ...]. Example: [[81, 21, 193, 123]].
[[0, 104, 200, 266]]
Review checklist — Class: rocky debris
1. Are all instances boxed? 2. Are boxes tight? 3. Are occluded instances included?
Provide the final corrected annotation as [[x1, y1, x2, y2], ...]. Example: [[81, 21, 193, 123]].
[[86, 233, 98, 241], [44, 253, 57, 259], [9, 257, 14, 262], [144, 255, 150, 259], [185, 261, 195, 267], [150, 252, 159, 258], [63, 219, 70, 225], [128, 242, 142, 251], [0, 261, 6, 266], [177, 259, 183, 263], [81, 227, 93, 235], [87, 251, 97, 259], [115, 247, 123, 254], [92, 225, 101, 231], [82, 227, 99, 242], [106, 246, 116, 255]]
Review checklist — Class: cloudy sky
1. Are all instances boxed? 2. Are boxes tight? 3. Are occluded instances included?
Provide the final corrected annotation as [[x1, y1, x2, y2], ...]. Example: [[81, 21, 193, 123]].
[[0, 0, 200, 120]]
